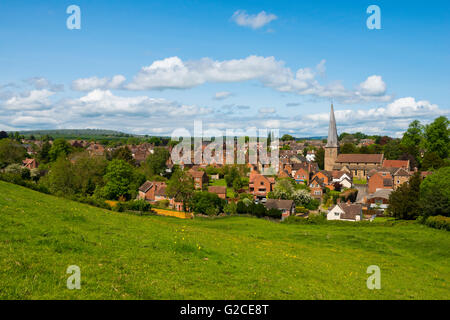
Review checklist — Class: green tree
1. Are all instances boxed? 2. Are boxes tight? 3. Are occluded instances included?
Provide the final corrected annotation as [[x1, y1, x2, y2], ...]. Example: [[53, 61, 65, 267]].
[[401, 120, 424, 162], [43, 157, 77, 196], [166, 168, 195, 211], [420, 167, 450, 217], [146, 147, 170, 176], [424, 116, 449, 159], [421, 152, 445, 171], [0, 139, 27, 168], [383, 139, 405, 160], [72, 153, 108, 196], [340, 143, 356, 154], [281, 134, 295, 141], [224, 166, 240, 187], [48, 139, 72, 162], [37, 141, 51, 164], [102, 159, 135, 200], [316, 148, 325, 170], [189, 191, 226, 215], [387, 173, 421, 220], [111, 146, 135, 165]]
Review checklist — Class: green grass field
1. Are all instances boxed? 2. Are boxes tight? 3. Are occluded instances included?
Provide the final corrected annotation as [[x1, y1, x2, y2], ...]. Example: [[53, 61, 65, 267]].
[[0, 181, 449, 299]]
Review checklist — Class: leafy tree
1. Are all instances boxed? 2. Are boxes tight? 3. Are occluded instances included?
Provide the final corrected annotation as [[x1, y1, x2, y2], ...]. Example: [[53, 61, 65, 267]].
[[424, 116, 449, 159], [189, 191, 226, 215], [316, 148, 324, 170], [111, 146, 135, 165], [42, 157, 77, 196], [421, 152, 445, 170], [166, 168, 195, 211], [72, 153, 108, 196], [224, 166, 240, 187], [148, 136, 162, 146], [48, 139, 72, 162], [420, 167, 450, 217], [101, 159, 135, 200], [292, 189, 313, 206], [387, 173, 421, 220], [340, 143, 356, 154], [281, 134, 295, 141], [401, 120, 424, 159], [0, 131, 8, 139], [146, 147, 170, 176], [271, 178, 295, 199], [375, 136, 392, 146], [383, 139, 405, 160], [37, 141, 52, 164], [0, 139, 27, 168]]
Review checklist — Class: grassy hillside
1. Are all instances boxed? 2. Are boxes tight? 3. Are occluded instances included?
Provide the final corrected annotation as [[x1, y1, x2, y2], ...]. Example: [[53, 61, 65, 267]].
[[0, 181, 449, 300]]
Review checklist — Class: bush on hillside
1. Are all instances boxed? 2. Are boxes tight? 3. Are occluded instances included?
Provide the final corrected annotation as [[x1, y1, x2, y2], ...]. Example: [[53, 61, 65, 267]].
[[421, 215, 450, 231]]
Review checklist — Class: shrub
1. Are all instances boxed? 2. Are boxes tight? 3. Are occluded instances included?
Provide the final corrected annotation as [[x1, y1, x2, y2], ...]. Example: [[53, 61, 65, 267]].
[[127, 199, 151, 212], [266, 208, 282, 219], [224, 202, 237, 215], [295, 206, 309, 214], [422, 215, 450, 231]]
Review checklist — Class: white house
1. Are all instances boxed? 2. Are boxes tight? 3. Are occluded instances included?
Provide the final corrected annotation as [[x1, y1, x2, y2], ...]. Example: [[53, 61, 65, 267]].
[[327, 203, 363, 221], [331, 172, 353, 189]]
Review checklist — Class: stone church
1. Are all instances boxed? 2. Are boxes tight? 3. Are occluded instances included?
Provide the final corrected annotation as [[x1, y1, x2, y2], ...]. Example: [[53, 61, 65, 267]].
[[324, 104, 384, 179]]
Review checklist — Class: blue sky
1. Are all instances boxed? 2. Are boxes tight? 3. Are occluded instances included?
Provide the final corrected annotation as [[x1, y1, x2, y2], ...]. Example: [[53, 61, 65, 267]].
[[0, 0, 449, 137]]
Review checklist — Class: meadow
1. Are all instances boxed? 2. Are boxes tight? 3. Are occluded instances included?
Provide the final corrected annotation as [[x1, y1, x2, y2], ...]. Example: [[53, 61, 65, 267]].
[[0, 181, 449, 299]]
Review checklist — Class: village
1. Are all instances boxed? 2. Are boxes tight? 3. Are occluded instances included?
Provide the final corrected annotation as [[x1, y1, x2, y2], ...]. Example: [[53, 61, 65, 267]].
[[2, 104, 442, 223]]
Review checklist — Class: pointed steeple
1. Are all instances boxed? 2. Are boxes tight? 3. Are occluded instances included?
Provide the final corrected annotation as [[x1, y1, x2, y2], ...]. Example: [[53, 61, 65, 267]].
[[326, 103, 338, 148]]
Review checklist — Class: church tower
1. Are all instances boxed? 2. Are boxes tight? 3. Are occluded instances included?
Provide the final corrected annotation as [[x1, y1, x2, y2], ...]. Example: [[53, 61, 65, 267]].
[[324, 103, 339, 171]]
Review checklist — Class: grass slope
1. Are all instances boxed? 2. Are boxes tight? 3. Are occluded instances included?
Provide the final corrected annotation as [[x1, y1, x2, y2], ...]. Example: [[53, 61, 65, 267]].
[[0, 181, 449, 299]]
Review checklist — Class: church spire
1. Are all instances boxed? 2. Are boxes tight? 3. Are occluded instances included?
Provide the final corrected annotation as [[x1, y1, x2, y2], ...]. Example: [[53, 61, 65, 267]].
[[326, 103, 338, 148]]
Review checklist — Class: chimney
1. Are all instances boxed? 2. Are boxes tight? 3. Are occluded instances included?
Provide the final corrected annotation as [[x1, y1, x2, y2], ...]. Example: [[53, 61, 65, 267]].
[[337, 198, 341, 204]]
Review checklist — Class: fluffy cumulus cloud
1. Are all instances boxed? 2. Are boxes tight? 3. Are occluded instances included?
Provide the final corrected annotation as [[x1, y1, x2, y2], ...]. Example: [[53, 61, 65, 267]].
[[79, 55, 392, 104], [71, 75, 126, 91], [3, 89, 55, 111], [231, 10, 277, 29], [357, 75, 387, 96]]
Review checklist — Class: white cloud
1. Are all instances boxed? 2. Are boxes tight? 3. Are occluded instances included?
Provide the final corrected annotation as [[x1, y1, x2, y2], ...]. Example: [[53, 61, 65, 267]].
[[4, 89, 55, 110], [357, 75, 387, 96], [25, 77, 64, 92], [122, 56, 392, 104], [71, 75, 126, 91], [231, 10, 277, 29], [214, 91, 233, 100], [305, 97, 443, 124]]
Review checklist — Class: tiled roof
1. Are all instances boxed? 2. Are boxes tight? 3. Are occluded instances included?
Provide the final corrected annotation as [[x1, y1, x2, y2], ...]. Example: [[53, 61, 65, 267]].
[[338, 203, 362, 220], [383, 160, 409, 169], [336, 154, 383, 163], [208, 186, 227, 194], [264, 199, 294, 211], [138, 181, 153, 193]]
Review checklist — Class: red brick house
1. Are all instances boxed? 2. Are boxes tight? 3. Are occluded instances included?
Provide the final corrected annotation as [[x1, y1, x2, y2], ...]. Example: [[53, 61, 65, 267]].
[[367, 171, 393, 194], [188, 169, 209, 190], [138, 180, 183, 211], [249, 172, 275, 200], [293, 167, 309, 184]]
